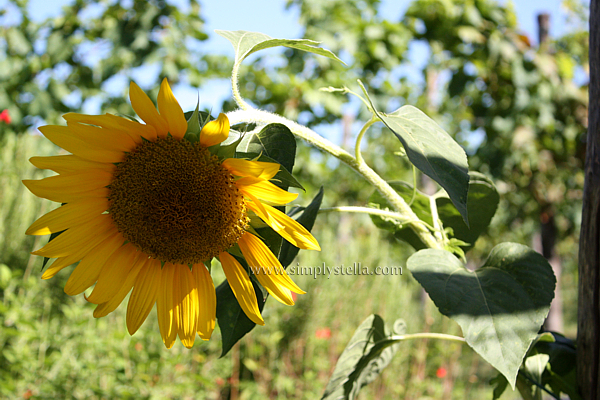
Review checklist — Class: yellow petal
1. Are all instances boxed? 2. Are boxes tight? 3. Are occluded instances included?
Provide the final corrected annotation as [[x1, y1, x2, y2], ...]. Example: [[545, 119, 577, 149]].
[[86, 243, 140, 304], [250, 202, 321, 251], [157, 78, 187, 140], [129, 81, 169, 138], [221, 158, 280, 180], [26, 197, 109, 236], [66, 120, 137, 153], [174, 264, 199, 348], [157, 262, 178, 348], [32, 214, 113, 258], [63, 113, 157, 142], [64, 228, 125, 295], [237, 232, 304, 306], [199, 113, 229, 147], [38, 125, 124, 163], [41, 255, 80, 280], [29, 155, 115, 174], [93, 256, 147, 318], [237, 177, 298, 205], [193, 263, 216, 340], [42, 225, 119, 281], [23, 169, 112, 203], [127, 258, 161, 335], [219, 252, 264, 325]]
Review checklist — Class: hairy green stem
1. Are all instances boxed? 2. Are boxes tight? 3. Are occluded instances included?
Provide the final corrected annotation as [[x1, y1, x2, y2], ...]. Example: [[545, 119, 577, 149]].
[[231, 62, 252, 111], [318, 206, 436, 231], [390, 333, 466, 343], [227, 108, 442, 250]]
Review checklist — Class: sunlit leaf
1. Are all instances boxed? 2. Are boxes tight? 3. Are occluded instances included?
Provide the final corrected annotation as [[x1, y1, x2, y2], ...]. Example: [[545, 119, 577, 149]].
[[215, 30, 344, 66]]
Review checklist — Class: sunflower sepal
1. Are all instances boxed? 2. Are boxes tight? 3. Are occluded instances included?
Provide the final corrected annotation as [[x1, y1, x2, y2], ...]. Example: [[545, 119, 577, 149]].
[[212, 133, 244, 160], [183, 109, 212, 144], [184, 102, 202, 142], [203, 258, 213, 273], [226, 244, 244, 259]]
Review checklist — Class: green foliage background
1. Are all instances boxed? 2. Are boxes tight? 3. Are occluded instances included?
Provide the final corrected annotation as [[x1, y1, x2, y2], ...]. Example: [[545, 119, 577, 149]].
[[0, 0, 587, 398]]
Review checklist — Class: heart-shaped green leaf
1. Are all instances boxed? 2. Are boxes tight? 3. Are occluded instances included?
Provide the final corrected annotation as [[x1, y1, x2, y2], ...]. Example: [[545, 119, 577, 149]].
[[216, 30, 344, 66], [407, 243, 555, 388]]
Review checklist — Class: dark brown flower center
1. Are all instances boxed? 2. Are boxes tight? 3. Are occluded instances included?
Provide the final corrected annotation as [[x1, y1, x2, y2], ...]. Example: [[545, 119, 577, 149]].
[[108, 136, 248, 264]]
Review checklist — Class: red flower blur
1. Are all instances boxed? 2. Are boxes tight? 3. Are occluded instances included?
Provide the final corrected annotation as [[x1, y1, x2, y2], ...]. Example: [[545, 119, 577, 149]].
[[315, 327, 331, 339], [436, 367, 447, 378], [0, 109, 10, 124]]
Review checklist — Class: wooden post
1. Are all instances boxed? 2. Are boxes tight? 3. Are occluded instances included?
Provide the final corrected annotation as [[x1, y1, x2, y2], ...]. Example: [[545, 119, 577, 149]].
[[577, 0, 600, 397], [537, 13, 550, 46]]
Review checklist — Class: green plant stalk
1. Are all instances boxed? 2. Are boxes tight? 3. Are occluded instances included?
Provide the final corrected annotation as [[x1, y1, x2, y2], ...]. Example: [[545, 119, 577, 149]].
[[318, 206, 436, 231], [390, 333, 466, 343], [229, 65, 441, 249]]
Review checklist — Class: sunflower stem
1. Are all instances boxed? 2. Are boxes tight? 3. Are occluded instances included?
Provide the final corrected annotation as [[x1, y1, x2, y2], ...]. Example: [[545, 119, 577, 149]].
[[318, 206, 436, 232], [231, 62, 252, 111], [226, 109, 442, 250]]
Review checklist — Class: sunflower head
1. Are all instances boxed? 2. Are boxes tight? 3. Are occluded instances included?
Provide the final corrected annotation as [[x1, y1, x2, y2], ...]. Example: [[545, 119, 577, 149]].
[[23, 78, 320, 349]]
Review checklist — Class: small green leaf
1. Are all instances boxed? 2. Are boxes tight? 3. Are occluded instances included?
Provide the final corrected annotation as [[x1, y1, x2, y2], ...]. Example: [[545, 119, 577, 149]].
[[407, 243, 556, 388], [215, 30, 344, 66], [321, 314, 405, 400], [490, 374, 509, 400]]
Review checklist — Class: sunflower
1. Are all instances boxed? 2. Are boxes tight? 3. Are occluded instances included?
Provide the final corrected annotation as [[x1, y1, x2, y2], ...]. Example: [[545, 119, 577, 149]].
[[23, 78, 320, 349]]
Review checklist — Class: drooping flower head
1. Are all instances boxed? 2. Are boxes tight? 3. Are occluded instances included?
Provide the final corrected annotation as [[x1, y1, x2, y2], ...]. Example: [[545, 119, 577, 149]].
[[23, 79, 320, 349]]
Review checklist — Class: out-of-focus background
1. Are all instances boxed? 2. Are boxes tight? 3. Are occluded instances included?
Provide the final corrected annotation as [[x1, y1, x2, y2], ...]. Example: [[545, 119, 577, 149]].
[[0, 0, 588, 398]]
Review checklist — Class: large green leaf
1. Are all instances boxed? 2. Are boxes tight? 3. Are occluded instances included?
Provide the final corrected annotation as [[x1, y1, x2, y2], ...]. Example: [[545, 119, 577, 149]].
[[321, 315, 405, 400], [364, 90, 470, 224], [216, 188, 324, 357], [406, 243, 555, 388], [215, 30, 344, 66]]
